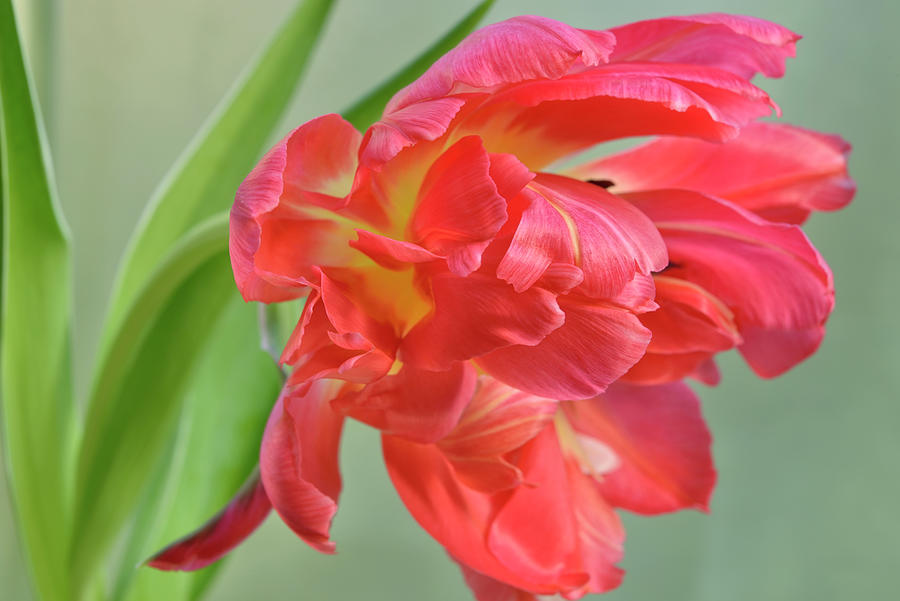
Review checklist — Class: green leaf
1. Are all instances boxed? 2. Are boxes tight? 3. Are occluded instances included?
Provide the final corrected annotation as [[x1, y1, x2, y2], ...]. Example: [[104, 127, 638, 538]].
[[0, 0, 75, 599], [71, 214, 234, 593], [110, 299, 282, 601], [101, 0, 336, 347], [341, 0, 495, 130]]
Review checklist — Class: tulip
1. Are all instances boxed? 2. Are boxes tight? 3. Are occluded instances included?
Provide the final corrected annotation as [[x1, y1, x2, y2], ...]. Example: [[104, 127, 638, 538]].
[[149, 12, 852, 599]]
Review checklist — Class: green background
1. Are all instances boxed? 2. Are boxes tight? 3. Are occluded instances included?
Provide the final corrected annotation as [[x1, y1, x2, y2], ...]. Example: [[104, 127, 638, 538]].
[[2, 0, 897, 599]]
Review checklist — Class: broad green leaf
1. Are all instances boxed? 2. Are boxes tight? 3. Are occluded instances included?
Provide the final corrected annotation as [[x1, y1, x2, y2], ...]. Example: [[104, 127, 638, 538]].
[[0, 0, 74, 600], [71, 214, 233, 592], [112, 299, 282, 601], [341, 0, 495, 130], [101, 0, 335, 347]]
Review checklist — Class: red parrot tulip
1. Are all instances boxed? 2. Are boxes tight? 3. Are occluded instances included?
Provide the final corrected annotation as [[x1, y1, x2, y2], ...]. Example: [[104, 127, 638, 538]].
[[148, 12, 852, 599]]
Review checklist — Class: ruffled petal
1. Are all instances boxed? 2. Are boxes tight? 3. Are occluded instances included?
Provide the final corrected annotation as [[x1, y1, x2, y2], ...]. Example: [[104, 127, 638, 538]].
[[571, 122, 854, 223], [622, 275, 741, 385], [608, 13, 799, 79], [458, 563, 538, 601], [334, 362, 476, 443], [456, 62, 776, 168], [477, 295, 651, 400], [411, 136, 511, 275], [401, 272, 565, 371], [627, 190, 834, 377], [146, 471, 271, 571], [563, 381, 716, 514], [229, 114, 362, 302], [387, 16, 615, 113], [259, 380, 345, 553], [438, 377, 557, 493]]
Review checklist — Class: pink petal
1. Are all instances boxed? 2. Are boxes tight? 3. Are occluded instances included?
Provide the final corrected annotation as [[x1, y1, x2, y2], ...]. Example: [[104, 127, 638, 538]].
[[350, 229, 439, 269], [457, 62, 776, 168], [386, 16, 615, 114], [503, 175, 666, 299], [622, 276, 741, 385], [333, 362, 476, 443], [563, 381, 716, 515], [458, 563, 538, 601], [438, 377, 557, 493], [146, 471, 271, 571], [400, 272, 565, 371], [476, 295, 652, 400], [608, 13, 799, 79], [627, 190, 834, 377], [229, 114, 362, 302], [572, 122, 854, 224], [411, 136, 511, 275], [259, 380, 345, 553]]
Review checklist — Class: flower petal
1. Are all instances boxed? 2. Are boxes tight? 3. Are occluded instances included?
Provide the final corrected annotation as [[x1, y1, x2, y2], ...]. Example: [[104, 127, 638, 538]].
[[458, 563, 538, 601], [387, 16, 615, 114], [145, 471, 271, 571], [411, 136, 511, 275], [457, 62, 776, 168], [438, 377, 557, 493], [563, 381, 716, 514], [259, 380, 345, 553], [572, 122, 854, 223], [477, 295, 652, 400], [401, 272, 565, 371], [608, 13, 799, 79], [627, 190, 834, 377], [334, 362, 476, 443], [229, 114, 362, 302]]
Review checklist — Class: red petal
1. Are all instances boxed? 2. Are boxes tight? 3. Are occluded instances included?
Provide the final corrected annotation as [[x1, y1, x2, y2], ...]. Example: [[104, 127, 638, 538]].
[[387, 16, 615, 115], [401, 272, 565, 371], [628, 190, 834, 377], [350, 230, 439, 269], [457, 62, 775, 168], [259, 380, 345, 553], [229, 114, 362, 302], [411, 137, 510, 275], [563, 381, 716, 514], [608, 13, 799, 79], [477, 295, 652, 400], [438, 377, 557, 493], [146, 471, 271, 571], [334, 362, 476, 443], [572, 122, 854, 224], [458, 564, 538, 601]]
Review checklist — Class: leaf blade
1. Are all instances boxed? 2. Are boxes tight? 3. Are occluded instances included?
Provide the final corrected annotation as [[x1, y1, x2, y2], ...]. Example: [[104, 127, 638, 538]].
[[0, 0, 75, 599]]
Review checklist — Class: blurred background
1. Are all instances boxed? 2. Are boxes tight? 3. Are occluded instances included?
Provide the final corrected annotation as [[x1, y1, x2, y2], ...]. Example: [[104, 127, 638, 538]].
[[2, 0, 897, 599]]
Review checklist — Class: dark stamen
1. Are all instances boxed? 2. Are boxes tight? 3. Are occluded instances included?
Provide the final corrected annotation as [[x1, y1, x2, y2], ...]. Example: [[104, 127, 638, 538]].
[[587, 179, 615, 189]]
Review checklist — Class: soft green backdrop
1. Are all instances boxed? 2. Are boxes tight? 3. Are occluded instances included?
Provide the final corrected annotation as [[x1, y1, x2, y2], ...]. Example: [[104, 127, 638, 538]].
[[2, 0, 897, 599]]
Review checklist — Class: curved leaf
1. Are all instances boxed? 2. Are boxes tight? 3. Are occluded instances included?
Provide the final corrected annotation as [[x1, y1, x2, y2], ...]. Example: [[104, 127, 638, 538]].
[[0, 0, 74, 599]]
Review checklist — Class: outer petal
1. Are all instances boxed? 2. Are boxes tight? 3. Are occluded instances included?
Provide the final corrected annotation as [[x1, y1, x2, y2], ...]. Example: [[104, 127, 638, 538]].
[[146, 471, 271, 571], [563, 381, 716, 514], [627, 190, 834, 377], [476, 295, 652, 400], [387, 16, 615, 113], [259, 380, 345, 553], [333, 362, 476, 443], [456, 62, 776, 168], [572, 122, 854, 223], [608, 13, 799, 79], [229, 114, 362, 302], [400, 272, 565, 371], [458, 564, 537, 601]]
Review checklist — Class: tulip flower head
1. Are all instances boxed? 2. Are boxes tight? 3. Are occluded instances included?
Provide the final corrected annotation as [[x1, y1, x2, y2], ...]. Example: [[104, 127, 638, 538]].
[[149, 13, 853, 599]]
